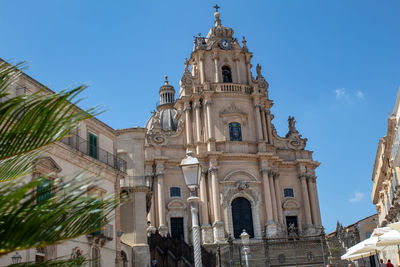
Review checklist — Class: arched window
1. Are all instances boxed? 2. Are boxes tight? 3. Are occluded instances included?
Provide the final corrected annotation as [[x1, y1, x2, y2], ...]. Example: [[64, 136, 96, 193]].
[[232, 197, 254, 238], [229, 122, 242, 141], [222, 66, 233, 83], [120, 251, 128, 267]]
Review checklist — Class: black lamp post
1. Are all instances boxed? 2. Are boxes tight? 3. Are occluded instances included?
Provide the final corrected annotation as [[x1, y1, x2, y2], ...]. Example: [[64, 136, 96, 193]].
[[11, 252, 22, 264]]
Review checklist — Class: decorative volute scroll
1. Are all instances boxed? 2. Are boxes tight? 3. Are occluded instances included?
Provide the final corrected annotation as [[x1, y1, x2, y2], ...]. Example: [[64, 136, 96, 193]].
[[285, 116, 307, 150], [179, 58, 194, 97]]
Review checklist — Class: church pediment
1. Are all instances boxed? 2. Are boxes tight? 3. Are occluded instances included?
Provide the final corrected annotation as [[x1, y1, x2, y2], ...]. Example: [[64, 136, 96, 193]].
[[167, 198, 187, 210], [282, 198, 300, 210], [222, 170, 258, 183], [219, 104, 248, 125]]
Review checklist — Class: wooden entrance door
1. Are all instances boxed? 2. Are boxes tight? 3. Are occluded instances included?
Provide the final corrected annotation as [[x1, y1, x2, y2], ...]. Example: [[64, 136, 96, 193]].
[[232, 197, 254, 238]]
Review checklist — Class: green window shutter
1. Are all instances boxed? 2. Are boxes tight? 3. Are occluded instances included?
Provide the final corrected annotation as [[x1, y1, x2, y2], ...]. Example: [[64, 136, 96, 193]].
[[89, 133, 98, 159], [37, 179, 52, 203]]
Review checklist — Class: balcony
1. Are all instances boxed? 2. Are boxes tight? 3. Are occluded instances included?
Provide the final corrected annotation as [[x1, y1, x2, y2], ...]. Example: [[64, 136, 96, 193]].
[[60, 134, 127, 173], [87, 224, 113, 245], [211, 83, 253, 94]]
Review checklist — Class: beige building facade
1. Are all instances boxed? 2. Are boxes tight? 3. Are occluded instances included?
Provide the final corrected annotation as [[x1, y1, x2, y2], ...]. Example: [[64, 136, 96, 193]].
[[371, 88, 400, 265], [0, 62, 150, 267], [141, 9, 324, 245]]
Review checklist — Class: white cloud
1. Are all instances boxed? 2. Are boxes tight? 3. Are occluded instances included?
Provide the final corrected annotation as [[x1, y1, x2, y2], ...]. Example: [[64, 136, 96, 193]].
[[335, 88, 346, 99], [349, 191, 364, 203], [356, 90, 364, 99], [334, 88, 365, 101]]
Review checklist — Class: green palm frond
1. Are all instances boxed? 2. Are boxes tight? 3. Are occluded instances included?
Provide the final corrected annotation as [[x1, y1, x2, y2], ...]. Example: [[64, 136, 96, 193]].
[[0, 61, 101, 170], [0, 151, 39, 182], [0, 174, 119, 255]]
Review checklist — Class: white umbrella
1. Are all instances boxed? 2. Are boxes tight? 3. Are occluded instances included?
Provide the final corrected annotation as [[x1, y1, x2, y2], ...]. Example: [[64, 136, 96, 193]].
[[341, 226, 400, 262], [377, 230, 400, 246], [341, 250, 377, 261]]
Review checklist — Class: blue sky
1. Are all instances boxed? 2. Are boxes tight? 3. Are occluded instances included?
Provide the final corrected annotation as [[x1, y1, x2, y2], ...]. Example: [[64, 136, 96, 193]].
[[1, 0, 399, 232]]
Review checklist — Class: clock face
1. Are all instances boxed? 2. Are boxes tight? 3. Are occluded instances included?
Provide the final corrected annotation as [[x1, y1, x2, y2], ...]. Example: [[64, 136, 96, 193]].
[[219, 39, 232, 50]]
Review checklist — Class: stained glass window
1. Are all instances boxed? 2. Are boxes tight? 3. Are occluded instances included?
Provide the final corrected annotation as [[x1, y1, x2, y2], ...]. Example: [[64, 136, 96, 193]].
[[284, 188, 294, 198], [170, 187, 181, 198], [229, 122, 242, 141]]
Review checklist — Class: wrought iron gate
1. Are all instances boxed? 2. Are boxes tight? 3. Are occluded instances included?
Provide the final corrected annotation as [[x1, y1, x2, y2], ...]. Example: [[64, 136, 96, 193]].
[[215, 234, 328, 267]]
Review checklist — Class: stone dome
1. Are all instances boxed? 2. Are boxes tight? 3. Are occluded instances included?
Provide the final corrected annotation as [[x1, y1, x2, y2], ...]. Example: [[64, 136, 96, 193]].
[[145, 108, 178, 132]]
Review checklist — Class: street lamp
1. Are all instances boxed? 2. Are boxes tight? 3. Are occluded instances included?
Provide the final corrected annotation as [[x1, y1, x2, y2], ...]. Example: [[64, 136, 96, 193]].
[[180, 151, 202, 267], [11, 252, 22, 264], [240, 230, 250, 267]]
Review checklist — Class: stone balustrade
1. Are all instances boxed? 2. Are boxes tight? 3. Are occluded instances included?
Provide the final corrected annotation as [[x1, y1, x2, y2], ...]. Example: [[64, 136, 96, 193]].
[[211, 83, 253, 94]]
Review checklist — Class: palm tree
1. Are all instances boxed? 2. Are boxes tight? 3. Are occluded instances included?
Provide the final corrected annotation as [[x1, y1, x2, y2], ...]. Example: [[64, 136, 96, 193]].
[[0, 61, 119, 266]]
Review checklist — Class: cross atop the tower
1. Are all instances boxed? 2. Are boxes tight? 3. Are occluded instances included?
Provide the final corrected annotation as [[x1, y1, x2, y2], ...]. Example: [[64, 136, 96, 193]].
[[213, 4, 220, 12]]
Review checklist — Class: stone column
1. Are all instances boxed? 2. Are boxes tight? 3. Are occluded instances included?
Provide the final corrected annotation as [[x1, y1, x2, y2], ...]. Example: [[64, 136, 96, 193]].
[[245, 54, 252, 84], [268, 171, 278, 222], [261, 168, 278, 237], [132, 187, 151, 266], [156, 164, 168, 236], [210, 166, 223, 242], [266, 110, 273, 144], [273, 173, 284, 224], [184, 101, 193, 146], [212, 52, 220, 83], [261, 108, 269, 143], [234, 54, 241, 83], [205, 96, 215, 151], [299, 174, 313, 228], [200, 170, 213, 244], [254, 103, 264, 142], [199, 53, 205, 84], [311, 176, 322, 226], [194, 99, 202, 144], [261, 168, 273, 221]]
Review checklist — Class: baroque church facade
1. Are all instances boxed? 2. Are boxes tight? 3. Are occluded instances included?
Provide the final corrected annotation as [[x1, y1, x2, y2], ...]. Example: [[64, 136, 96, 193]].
[[141, 8, 323, 246], [0, 7, 325, 267]]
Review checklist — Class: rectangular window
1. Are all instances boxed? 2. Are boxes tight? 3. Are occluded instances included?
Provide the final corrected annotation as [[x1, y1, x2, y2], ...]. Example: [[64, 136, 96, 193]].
[[170, 217, 184, 241], [283, 188, 294, 198], [37, 179, 52, 203], [286, 216, 298, 235], [229, 122, 242, 141], [88, 133, 98, 159], [170, 187, 181, 198]]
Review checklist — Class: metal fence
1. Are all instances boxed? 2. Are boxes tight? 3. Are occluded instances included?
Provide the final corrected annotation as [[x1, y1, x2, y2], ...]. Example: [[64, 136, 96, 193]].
[[60, 134, 127, 173], [213, 234, 328, 267]]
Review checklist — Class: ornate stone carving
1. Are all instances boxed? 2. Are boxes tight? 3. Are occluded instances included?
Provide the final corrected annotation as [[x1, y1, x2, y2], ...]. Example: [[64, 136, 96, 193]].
[[255, 64, 269, 91], [236, 180, 249, 191], [219, 103, 248, 125], [284, 116, 308, 150]]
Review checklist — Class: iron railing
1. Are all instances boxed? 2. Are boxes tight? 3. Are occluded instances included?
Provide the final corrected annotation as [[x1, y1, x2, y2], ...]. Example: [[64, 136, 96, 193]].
[[60, 134, 127, 173]]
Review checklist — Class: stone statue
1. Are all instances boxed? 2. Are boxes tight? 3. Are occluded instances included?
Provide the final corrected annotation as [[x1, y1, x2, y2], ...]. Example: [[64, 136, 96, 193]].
[[184, 58, 189, 72], [256, 64, 262, 78], [288, 116, 297, 134]]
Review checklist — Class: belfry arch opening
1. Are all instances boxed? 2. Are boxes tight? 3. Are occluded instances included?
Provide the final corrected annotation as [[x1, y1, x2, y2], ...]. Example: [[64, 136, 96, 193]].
[[222, 66, 233, 83], [231, 197, 254, 238]]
